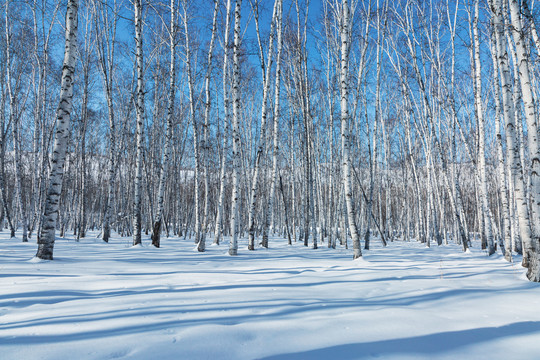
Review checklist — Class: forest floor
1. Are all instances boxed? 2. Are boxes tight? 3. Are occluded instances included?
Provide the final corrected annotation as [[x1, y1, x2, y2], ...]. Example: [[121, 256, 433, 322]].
[[1, 231, 540, 360]]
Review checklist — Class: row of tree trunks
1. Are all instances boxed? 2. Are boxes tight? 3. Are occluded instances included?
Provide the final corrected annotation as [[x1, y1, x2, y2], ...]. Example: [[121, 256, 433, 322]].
[[11, 0, 539, 284]]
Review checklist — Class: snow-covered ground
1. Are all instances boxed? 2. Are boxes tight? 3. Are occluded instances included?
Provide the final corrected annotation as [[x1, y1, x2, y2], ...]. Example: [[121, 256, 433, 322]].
[[1, 231, 539, 360]]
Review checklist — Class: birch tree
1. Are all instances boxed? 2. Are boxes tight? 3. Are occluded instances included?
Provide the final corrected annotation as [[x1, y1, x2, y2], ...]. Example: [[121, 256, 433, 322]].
[[92, 0, 119, 243], [340, 0, 362, 259], [365, 0, 385, 250], [4, 0, 28, 242], [30, 1, 61, 239], [36, 0, 79, 260], [197, 0, 219, 252], [262, 0, 283, 248], [75, 2, 96, 240], [132, 0, 145, 246], [181, 0, 202, 248], [507, 0, 540, 281], [489, 0, 532, 267], [151, 0, 177, 248], [0, 32, 15, 237], [214, 0, 233, 245], [472, 0, 495, 255], [489, 26, 512, 260], [247, 0, 280, 250], [229, 0, 242, 256]]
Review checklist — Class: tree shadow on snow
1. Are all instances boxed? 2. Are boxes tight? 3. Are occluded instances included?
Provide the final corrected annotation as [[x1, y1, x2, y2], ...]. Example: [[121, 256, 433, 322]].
[[258, 321, 540, 359]]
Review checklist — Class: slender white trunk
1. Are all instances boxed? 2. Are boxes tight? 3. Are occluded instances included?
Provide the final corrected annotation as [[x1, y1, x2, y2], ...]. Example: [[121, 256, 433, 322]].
[[36, 0, 78, 259], [1, 93, 15, 238], [151, 0, 177, 248], [247, 0, 279, 250], [490, 0, 532, 267], [76, 75, 88, 240], [229, 0, 242, 256], [490, 29, 512, 260], [30, 1, 59, 239], [425, 151, 433, 248], [101, 88, 116, 242], [92, 0, 118, 243], [214, 0, 233, 245], [132, 0, 144, 246], [5, 1, 28, 242], [76, 19, 92, 239], [290, 116, 297, 243], [197, 0, 219, 252], [383, 121, 391, 241], [506, 33, 529, 210], [473, 0, 495, 254], [444, 0, 469, 251], [322, 1, 337, 249], [372, 0, 387, 247], [181, 1, 203, 246], [262, 0, 283, 248], [340, 0, 362, 259], [508, 0, 540, 280], [308, 130, 317, 249]]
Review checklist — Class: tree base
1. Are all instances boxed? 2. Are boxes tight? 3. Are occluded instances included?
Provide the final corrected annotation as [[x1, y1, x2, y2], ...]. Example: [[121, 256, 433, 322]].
[[36, 244, 54, 260], [526, 249, 540, 282], [151, 220, 161, 248]]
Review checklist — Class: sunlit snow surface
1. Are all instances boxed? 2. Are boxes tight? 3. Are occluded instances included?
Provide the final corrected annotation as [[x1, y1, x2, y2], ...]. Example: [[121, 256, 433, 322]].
[[1, 231, 539, 360]]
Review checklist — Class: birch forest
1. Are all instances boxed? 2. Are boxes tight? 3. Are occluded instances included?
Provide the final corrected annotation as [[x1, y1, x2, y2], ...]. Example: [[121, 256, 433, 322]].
[[2, 0, 540, 283]]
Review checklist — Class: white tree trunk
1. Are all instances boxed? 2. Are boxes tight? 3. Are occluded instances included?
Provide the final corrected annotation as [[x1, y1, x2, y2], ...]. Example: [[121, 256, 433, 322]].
[[490, 29, 512, 260], [508, 0, 540, 280], [92, 0, 118, 243], [473, 0, 495, 255], [29, 1, 60, 239], [229, 0, 242, 256], [490, 0, 532, 268], [340, 0, 362, 259], [247, 0, 279, 250], [262, 0, 283, 248], [181, 0, 203, 247], [151, 0, 177, 248], [197, 0, 219, 252], [5, 1, 28, 242], [214, 0, 233, 245], [132, 0, 145, 246], [36, 0, 78, 259]]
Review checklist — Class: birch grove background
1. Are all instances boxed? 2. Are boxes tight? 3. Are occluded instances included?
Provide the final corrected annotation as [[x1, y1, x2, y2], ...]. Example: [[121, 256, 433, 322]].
[[2, 0, 540, 281]]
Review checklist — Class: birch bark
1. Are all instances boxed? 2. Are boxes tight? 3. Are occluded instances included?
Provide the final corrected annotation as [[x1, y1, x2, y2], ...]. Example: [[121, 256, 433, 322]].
[[229, 0, 242, 256], [151, 0, 177, 248], [340, 0, 362, 259], [36, 0, 79, 259], [92, 0, 119, 243], [490, 28, 512, 260], [182, 1, 203, 247], [262, 0, 283, 249], [197, 0, 219, 252], [132, 0, 145, 246], [472, 0, 495, 255], [490, 0, 532, 268], [508, 0, 540, 280], [214, 0, 233, 245], [247, 0, 279, 250], [5, 1, 28, 242]]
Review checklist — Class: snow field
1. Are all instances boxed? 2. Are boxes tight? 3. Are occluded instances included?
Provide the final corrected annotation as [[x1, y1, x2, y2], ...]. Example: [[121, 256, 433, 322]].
[[1, 231, 539, 360]]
